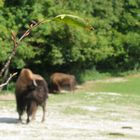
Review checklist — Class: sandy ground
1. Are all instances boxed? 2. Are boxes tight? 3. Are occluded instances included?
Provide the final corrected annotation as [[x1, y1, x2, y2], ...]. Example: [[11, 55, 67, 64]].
[[0, 77, 140, 140], [0, 94, 140, 140]]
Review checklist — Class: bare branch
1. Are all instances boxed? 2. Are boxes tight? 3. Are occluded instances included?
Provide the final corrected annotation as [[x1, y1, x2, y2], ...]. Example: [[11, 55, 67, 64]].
[[0, 50, 16, 77], [0, 72, 17, 88], [18, 19, 44, 42], [0, 20, 44, 77], [0, 19, 46, 88]]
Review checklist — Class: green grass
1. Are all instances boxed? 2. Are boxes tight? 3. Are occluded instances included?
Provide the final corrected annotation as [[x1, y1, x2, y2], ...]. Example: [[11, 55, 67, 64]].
[[62, 106, 91, 115], [93, 74, 140, 95], [79, 69, 111, 82], [0, 100, 15, 108]]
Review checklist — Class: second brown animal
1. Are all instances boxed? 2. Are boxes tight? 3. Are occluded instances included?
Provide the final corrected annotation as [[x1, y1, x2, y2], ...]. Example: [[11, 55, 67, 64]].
[[50, 72, 77, 93]]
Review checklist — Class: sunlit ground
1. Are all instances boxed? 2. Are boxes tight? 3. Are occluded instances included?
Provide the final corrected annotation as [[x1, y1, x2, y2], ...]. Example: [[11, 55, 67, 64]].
[[0, 74, 140, 140]]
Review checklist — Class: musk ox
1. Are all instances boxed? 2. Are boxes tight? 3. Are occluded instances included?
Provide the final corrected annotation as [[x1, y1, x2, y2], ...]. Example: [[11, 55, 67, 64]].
[[15, 68, 49, 123], [50, 72, 77, 93]]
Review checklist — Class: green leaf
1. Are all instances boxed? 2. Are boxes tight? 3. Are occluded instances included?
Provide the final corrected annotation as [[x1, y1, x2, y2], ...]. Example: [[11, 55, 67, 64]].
[[44, 14, 93, 30]]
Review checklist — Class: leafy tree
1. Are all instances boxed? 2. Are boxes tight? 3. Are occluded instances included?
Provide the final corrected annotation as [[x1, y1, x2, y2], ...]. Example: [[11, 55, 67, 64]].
[[0, 0, 140, 80]]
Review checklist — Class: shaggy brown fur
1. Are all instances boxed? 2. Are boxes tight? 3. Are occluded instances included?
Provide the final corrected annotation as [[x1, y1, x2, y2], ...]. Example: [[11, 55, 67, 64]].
[[15, 68, 49, 123], [50, 72, 76, 93]]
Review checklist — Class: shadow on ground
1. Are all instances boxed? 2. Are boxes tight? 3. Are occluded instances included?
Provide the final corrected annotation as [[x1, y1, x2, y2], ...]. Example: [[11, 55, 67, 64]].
[[0, 117, 18, 124]]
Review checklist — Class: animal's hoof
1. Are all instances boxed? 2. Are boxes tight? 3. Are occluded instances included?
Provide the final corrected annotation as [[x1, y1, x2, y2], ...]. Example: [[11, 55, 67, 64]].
[[26, 119, 30, 124], [41, 119, 45, 123]]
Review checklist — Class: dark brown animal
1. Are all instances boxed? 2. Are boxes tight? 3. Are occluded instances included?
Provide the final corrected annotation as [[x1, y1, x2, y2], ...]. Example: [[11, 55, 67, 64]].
[[15, 68, 49, 123], [50, 72, 76, 93]]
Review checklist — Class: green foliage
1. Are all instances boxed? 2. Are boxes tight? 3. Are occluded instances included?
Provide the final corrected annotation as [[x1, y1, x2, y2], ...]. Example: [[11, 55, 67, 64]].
[[79, 69, 111, 83], [0, 0, 140, 77], [0, 0, 4, 7]]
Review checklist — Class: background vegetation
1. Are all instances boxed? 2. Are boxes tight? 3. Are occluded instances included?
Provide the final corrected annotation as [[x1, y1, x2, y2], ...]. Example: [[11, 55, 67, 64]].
[[0, 0, 140, 84]]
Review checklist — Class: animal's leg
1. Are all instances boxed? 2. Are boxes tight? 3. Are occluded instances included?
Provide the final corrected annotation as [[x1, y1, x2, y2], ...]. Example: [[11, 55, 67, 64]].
[[31, 102, 37, 121], [26, 101, 37, 123], [17, 102, 25, 122], [16, 96, 22, 121], [18, 111, 23, 122], [26, 116, 30, 124], [26, 102, 32, 124], [41, 102, 46, 122], [70, 83, 75, 93], [57, 84, 61, 92]]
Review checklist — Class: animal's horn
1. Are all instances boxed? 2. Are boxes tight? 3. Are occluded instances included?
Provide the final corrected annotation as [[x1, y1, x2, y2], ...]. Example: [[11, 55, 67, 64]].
[[33, 79, 37, 87]]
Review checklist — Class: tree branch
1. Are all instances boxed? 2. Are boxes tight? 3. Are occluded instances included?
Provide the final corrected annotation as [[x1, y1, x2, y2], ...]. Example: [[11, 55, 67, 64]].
[[0, 20, 45, 88], [0, 72, 17, 88]]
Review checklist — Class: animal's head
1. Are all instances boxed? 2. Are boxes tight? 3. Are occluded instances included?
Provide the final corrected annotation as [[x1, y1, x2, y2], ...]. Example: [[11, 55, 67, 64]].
[[19, 68, 33, 81], [16, 68, 44, 90]]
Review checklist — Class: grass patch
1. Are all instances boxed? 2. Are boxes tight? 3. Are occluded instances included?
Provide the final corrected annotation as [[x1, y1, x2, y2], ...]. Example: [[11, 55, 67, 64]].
[[93, 74, 140, 96], [80, 69, 111, 82], [49, 92, 87, 104], [0, 100, 15, 108], [63, 106, 90, 115]]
